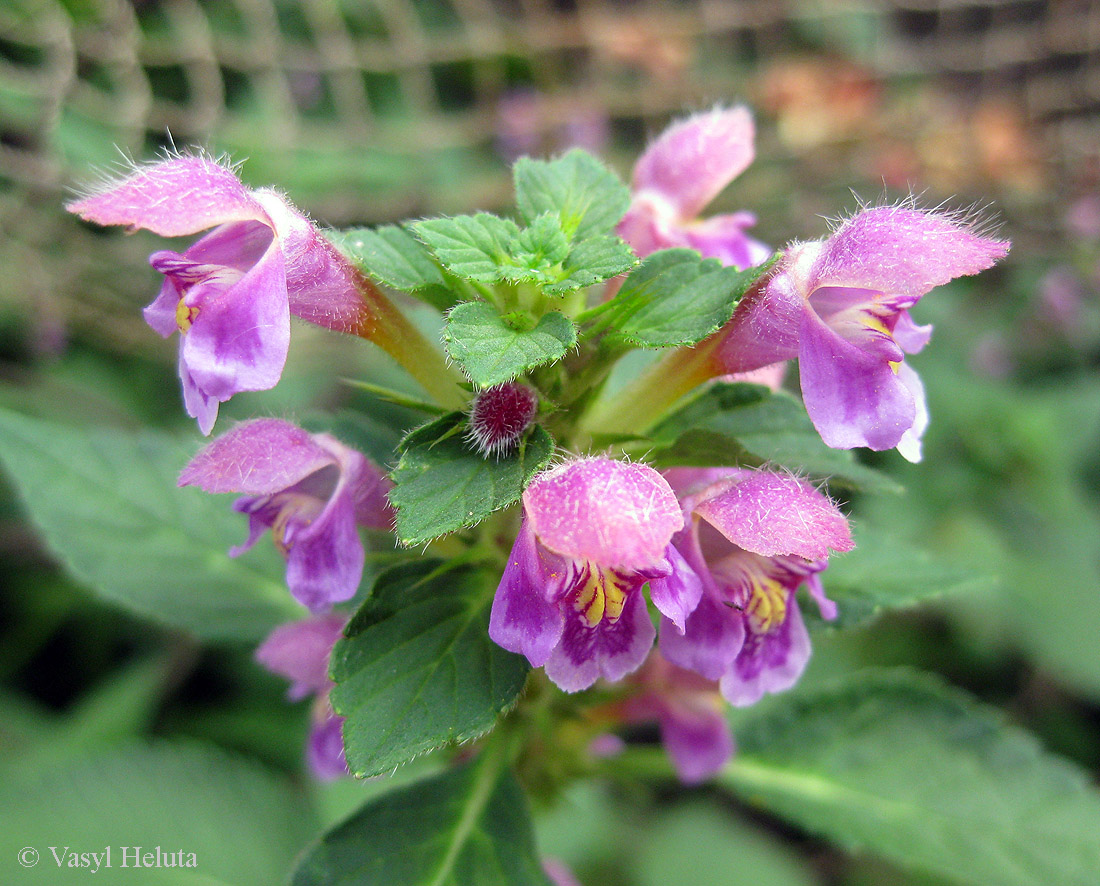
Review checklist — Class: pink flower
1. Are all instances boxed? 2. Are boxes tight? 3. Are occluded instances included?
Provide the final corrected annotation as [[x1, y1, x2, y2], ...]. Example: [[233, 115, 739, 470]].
[[68, 155, 378, 434], [716, 205, 1010, 460], [256, 614, 349, 779], [617, 107, 771, 269], [659, 468, 852, 706], [489, 458, 702, 692], [179, 419, 393, 612]]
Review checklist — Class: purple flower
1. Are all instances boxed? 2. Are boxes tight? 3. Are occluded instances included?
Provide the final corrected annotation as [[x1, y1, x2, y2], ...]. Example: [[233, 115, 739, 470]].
[[620, 650, 733, 784], [179, 418, 393, 612], [716, 205, 1010, 459], [256, 614, 350, 779], [617, 107, 771, 269], [67, 155, 379, 434], [489, 458, 702, 692], [659, 468, 853, 707]]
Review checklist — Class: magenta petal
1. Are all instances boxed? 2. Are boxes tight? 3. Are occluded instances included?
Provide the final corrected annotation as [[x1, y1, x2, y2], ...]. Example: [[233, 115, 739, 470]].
[[893, 309, 933, 354], [659, 594, 744, 681], [684, 212, 771, 270], [693, 471, 853, 560], [714, 272, 804, 373], [144, 270, 182, 337], [804, 573, 837, 621], [633, 107, 755, 219], [545, 589, 655, 692], [524, 459, 683, 570], [721, 599, 811, 707], [284, 488, 364, 611], [489, 523, 565, 667], [67, 156, 269, 237], [179, 419, 334, 494], [255, 613, 346, 698], [799, 307, 916, 452], [181, 238, 290, 401], [659, 700, 735, 784], [648, 544, 703, 632], [894, 361, 928, 463], [807, 206, 1011, 301], [177, 351, 220, 436], [307, 714, 350, 780]]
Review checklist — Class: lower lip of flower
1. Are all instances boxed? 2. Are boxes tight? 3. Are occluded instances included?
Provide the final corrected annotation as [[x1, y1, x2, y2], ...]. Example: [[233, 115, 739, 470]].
[[572, 563, 630, 627]]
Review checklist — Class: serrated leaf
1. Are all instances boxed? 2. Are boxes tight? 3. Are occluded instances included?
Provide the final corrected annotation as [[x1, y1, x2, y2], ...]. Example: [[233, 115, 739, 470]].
[[0, 409, 301, 641], [292, 754, 551, 886], [0, 741, 320, 886], [444, 302, 576, 386], [725, 669, 1100, 886], [543, 234, 636, 296], [648, 382, 900, 493], [514, 148, 631, 240], [389, 413, 554, 545], [595, 249, 769, 348], [331, 560, 529, 777], [329, 225, 449, 300], [820, 522, 992, 627], [413, 214, 520, 282], [510, 211, 571, 269]]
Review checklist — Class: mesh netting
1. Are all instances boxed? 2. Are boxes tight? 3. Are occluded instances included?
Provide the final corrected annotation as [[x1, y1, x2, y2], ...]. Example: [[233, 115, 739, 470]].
[[0, 0, 1095, 352]]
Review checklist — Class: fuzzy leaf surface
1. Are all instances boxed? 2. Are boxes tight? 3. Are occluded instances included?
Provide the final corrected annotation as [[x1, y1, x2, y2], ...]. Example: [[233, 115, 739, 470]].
[[513, 149, 631, 240], [726, 670, 1100, 886], [0, 409, 301, 641], [444, 302, 576, 386], [331, 560, 529, 778], [389, 413, 554, 545], [293, 754, 551, 886], [595, 249, 770, 348]]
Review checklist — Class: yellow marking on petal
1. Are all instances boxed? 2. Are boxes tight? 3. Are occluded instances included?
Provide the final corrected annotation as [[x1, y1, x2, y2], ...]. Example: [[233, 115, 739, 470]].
[[745, 577, 788, 634], [573, 564, 629, 627], [864, 314, 891, 337], [888, 359, 901, 375], [176, 300, 200, 333]]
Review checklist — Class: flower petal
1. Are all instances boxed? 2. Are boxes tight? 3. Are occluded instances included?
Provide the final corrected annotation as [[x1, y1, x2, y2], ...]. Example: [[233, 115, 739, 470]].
[[692, 471, 853, 560], [544, 589, 655, 692], [255, 613, 346, 698], [181, 237, 290, 401], [524, 458, 683, 570], [806, 205, 1011, 300], [799, 307, 916, 452], [684, 212, 771, 270], [658, 698, 735, 784], [659, 594, 745, 681], [720, 598, 811, 707], [178, 349, 220, 435], [179, 419, 335, 494], [307, 713, 350, 780], [488, 523, 565, 667], [894, 361, 929, 463], [633, 107, 755, 219], [67, 155, 269, 237], [648, 544, 703, 632], [284, 486, 364, 611]]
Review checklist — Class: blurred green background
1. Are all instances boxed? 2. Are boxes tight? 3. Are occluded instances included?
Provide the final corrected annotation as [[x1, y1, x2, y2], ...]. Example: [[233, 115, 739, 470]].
[[1, 1, 1098, 884]]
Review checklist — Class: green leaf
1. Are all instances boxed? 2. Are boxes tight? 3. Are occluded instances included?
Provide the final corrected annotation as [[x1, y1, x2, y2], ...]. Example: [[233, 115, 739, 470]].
[[821, 523, 992, 627], [0, 409, 301, 641], [389, 413, 554, 545], [294, 752, 551, 886], [0, 741, 320, 886], [595, 249, 770, 348], [725, 670, 1100, 886], [412, 214, 520, 282], [443, 302, 576, 387], [331, 560, 529, 777], [513, 148, 631, 240], [543, 234, 636, 296], [505, 212, 572, 277], [648, 382, 901, 493], [328, 226, 451, 309]]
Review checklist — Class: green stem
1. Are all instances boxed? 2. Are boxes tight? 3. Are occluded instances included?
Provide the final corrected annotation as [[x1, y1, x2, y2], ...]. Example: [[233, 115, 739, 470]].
[[577, 340, 720, 440], [372, 301, 469, 411]]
